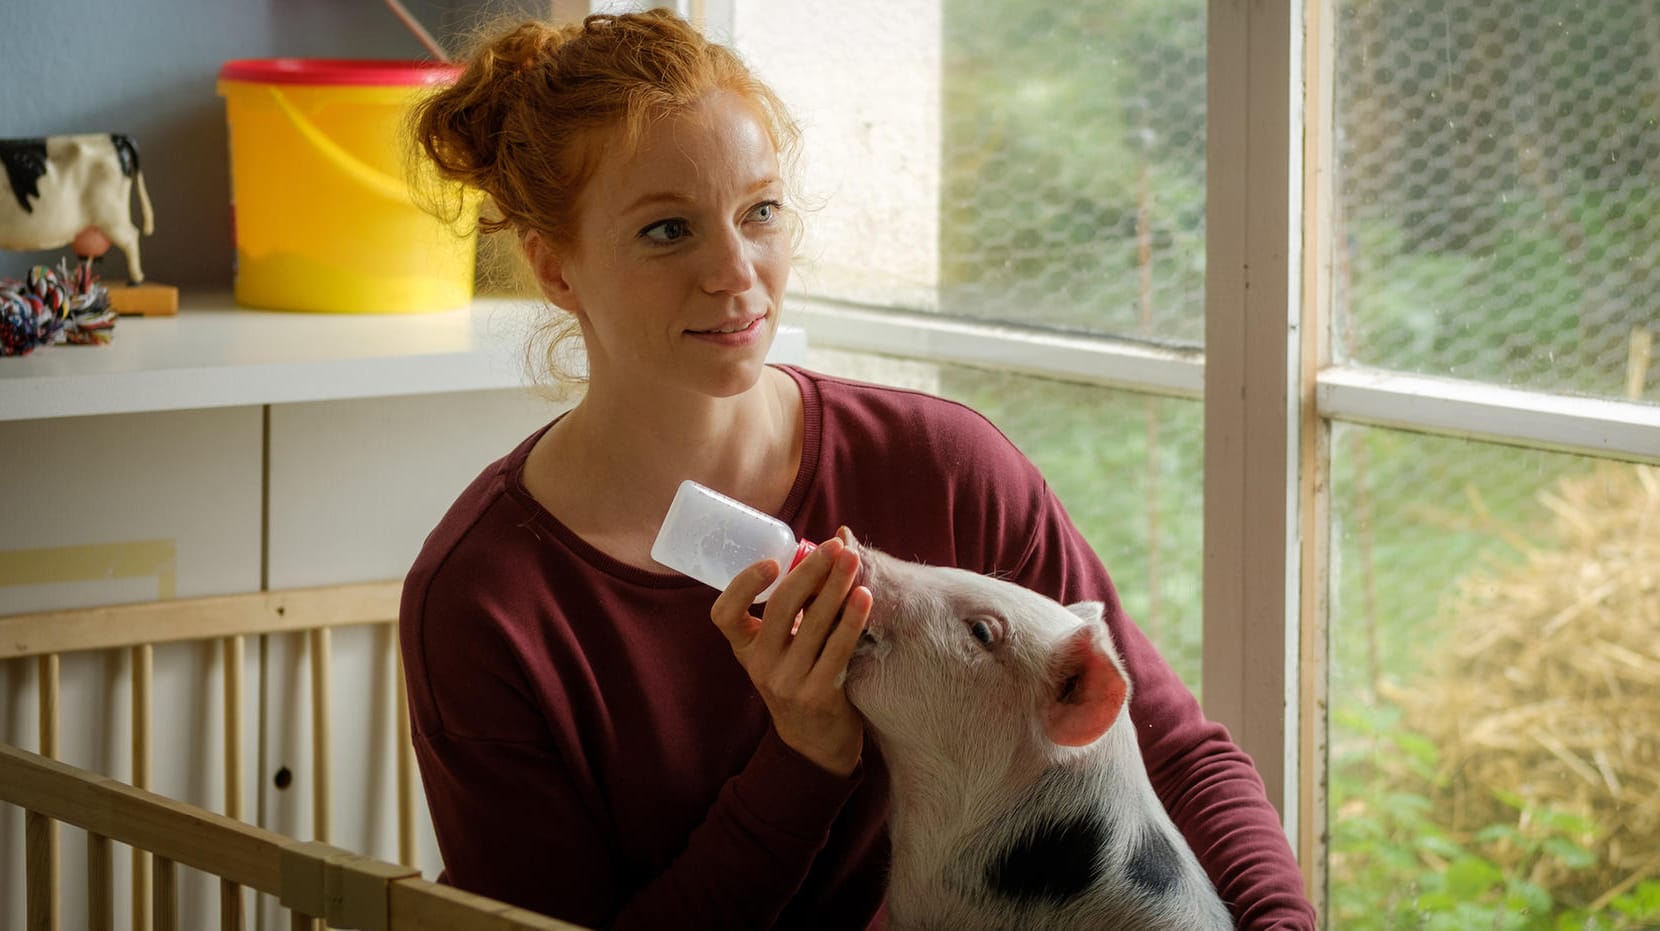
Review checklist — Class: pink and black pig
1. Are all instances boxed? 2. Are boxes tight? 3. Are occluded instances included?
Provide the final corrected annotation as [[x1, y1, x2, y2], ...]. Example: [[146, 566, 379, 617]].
[[844, 541, 1233, 930]]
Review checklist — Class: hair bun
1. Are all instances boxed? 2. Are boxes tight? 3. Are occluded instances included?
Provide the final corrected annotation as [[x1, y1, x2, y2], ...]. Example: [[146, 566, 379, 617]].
[[414, 22, 567, 200]]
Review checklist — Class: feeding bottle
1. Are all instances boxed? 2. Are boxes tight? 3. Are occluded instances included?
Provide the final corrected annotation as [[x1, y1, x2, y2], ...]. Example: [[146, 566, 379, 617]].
[[651, 480, 816, 603]]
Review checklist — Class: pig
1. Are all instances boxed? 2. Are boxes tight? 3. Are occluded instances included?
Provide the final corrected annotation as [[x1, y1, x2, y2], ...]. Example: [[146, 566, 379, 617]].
[[843, 542, 1233, 930]]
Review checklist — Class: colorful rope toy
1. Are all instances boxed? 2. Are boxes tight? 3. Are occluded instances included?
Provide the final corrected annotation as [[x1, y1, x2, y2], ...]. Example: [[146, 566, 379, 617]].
[[1, 259, 116, 356]]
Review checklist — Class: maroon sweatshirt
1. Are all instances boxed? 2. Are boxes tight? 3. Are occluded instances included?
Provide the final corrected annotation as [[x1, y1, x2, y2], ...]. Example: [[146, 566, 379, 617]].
[[400, 365, 1317, 930]]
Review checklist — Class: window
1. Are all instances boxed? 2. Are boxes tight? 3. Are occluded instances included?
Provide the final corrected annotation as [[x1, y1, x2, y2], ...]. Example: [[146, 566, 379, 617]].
[[735, 0, 1212, 690], [939, 1, 1206, 343], [1336, 2, 1657, 401], [1326, 431, 1655, 927], [1321, 3, 1660, 926], [729, 1, 1660, 927]]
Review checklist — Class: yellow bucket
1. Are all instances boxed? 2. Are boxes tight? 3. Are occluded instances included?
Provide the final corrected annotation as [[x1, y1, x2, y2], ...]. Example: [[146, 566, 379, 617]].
[[217, 59, 479, 313]]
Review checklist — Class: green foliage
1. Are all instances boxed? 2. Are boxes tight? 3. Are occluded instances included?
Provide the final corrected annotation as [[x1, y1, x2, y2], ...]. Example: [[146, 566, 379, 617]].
[[1335, 0, 1659, 398], [1319, 436, 1657, 930], [1343, 188, 1653, 397], [1325, 700, 1644, 929], [1325, 428, 1575, 700], [940, 0, 1207, 341]]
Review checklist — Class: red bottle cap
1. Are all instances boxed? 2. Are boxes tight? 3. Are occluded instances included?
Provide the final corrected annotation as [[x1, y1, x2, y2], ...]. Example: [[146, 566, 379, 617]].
[[789, 540, 817, 570]]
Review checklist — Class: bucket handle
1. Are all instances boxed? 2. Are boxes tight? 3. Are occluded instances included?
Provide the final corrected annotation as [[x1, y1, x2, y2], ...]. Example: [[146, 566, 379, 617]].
[[266, 86, 414, 206]]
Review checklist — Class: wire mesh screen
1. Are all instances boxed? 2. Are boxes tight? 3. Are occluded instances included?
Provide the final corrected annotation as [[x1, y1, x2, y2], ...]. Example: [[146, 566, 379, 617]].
[[1327, 427, 1660, 927], [940, 1, 1207, 345], [935, 365, 1206, 689], [1335, 2, 1660, 401]]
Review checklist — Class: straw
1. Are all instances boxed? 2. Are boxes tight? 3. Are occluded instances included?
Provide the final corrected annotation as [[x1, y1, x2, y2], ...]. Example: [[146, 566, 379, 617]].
[[1385, 458, 1660, 906]]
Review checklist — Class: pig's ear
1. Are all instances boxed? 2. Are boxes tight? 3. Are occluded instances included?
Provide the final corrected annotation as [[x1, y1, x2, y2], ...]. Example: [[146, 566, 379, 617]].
[[1065, 601, 1106, 626], [1041, 625, 1128, 748]]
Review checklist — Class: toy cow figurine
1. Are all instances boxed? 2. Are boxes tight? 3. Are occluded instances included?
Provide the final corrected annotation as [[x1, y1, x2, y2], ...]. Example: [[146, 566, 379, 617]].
[[845, 540, 1234, 930], [0, 134, 154, 284]]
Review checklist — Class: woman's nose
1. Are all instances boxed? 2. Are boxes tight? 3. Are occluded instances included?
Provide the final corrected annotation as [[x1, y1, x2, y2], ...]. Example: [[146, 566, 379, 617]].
[[701, 225, 757, 294]]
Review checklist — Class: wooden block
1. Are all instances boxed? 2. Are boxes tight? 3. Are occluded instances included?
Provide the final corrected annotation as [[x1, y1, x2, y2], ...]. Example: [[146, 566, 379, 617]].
[[389, 880, 589, 931], [278, 840, 338, 918], [326, 852, 420, 931], [106, 282, 179, 316]]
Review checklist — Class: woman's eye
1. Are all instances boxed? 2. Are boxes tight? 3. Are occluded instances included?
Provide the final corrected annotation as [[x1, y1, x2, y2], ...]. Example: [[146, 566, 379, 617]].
[[641, 219, 690, 243], [749, 200, 781, 223], [969, 619, 994, 646]]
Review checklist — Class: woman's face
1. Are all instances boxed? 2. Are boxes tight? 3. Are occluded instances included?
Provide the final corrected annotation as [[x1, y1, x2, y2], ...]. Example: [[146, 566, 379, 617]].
[[541, 89, 792, 400]]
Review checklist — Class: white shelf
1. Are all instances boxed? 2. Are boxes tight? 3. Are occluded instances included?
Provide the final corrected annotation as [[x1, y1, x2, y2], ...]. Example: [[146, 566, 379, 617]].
[[0, 293, 808, 422]]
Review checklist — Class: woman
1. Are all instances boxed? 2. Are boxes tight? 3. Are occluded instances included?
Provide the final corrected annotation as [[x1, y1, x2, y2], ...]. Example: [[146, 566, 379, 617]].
[[400, 9, 1315, 930]]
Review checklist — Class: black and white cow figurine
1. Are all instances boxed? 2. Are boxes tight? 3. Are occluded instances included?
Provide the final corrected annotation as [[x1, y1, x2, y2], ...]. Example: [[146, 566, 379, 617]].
[[844, 541, 1234, 930], [0, 134, 155, 284]]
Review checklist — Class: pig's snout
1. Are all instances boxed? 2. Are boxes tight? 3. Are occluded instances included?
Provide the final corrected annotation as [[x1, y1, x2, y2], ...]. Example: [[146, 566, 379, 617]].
[[850, 579, 887, 658], [844, 544, 900, 668]]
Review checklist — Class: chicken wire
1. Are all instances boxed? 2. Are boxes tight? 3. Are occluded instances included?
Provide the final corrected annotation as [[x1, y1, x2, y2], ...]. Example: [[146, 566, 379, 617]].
[[937, 1, 1657, 403], [1335, 1, 1659, 401]]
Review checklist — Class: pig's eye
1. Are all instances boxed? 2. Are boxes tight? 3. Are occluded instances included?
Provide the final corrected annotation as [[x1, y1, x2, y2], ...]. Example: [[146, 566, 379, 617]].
[[965, 616, 1001, 648]]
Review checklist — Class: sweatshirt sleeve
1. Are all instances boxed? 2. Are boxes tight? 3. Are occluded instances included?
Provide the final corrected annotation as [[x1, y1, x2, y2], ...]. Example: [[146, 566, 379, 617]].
[[618, 728, 867, 930], [403, 577, 863, 930], [410, 718, 861, 930], [982, 454, 1317, 929]]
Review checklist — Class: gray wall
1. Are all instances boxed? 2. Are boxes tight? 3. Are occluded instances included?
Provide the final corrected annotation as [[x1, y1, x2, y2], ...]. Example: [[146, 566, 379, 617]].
[[0, 0, 540, 287]]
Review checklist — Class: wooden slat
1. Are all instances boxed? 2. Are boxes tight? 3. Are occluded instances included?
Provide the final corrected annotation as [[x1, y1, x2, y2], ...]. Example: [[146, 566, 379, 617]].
[[89, 832, 114, 931], [0, 582, 401, 660], [38, 654, 59, 756], [394, 627, 416, 868], [134, 644, 152, 788], [291, 912, 319, 931], [134, 643, 153, 931], [220, 878, 244, 931], [35, 652, 60, 931], [219, 639, 246, 929], [310, 627, 331, 843], [224, 635, 244, 822], [154, 855, 178, 931], [0, 744, 289, 893], [133, 847, 152, 931], [26, 810, 55, 931]]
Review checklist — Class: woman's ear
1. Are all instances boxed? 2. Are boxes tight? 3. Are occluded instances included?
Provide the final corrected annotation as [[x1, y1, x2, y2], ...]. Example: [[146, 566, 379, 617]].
[[523, 230, 583, 314]]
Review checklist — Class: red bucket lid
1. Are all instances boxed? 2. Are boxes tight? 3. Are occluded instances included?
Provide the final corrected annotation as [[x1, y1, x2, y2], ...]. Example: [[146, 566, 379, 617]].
[[218, 58, 462, 87]]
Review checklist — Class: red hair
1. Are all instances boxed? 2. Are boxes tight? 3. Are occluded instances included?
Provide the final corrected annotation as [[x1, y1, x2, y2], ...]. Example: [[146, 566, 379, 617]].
[[413, 9, 798, 250]]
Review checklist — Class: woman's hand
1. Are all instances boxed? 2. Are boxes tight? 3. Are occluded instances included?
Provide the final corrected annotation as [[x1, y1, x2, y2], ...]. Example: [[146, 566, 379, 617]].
[[709, 531, 872, 777]]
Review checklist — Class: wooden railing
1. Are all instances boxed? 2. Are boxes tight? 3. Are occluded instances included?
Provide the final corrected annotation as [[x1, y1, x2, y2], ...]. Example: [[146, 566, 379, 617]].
[[0, 743, 579, 930], [0, 584, 585, 931]]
